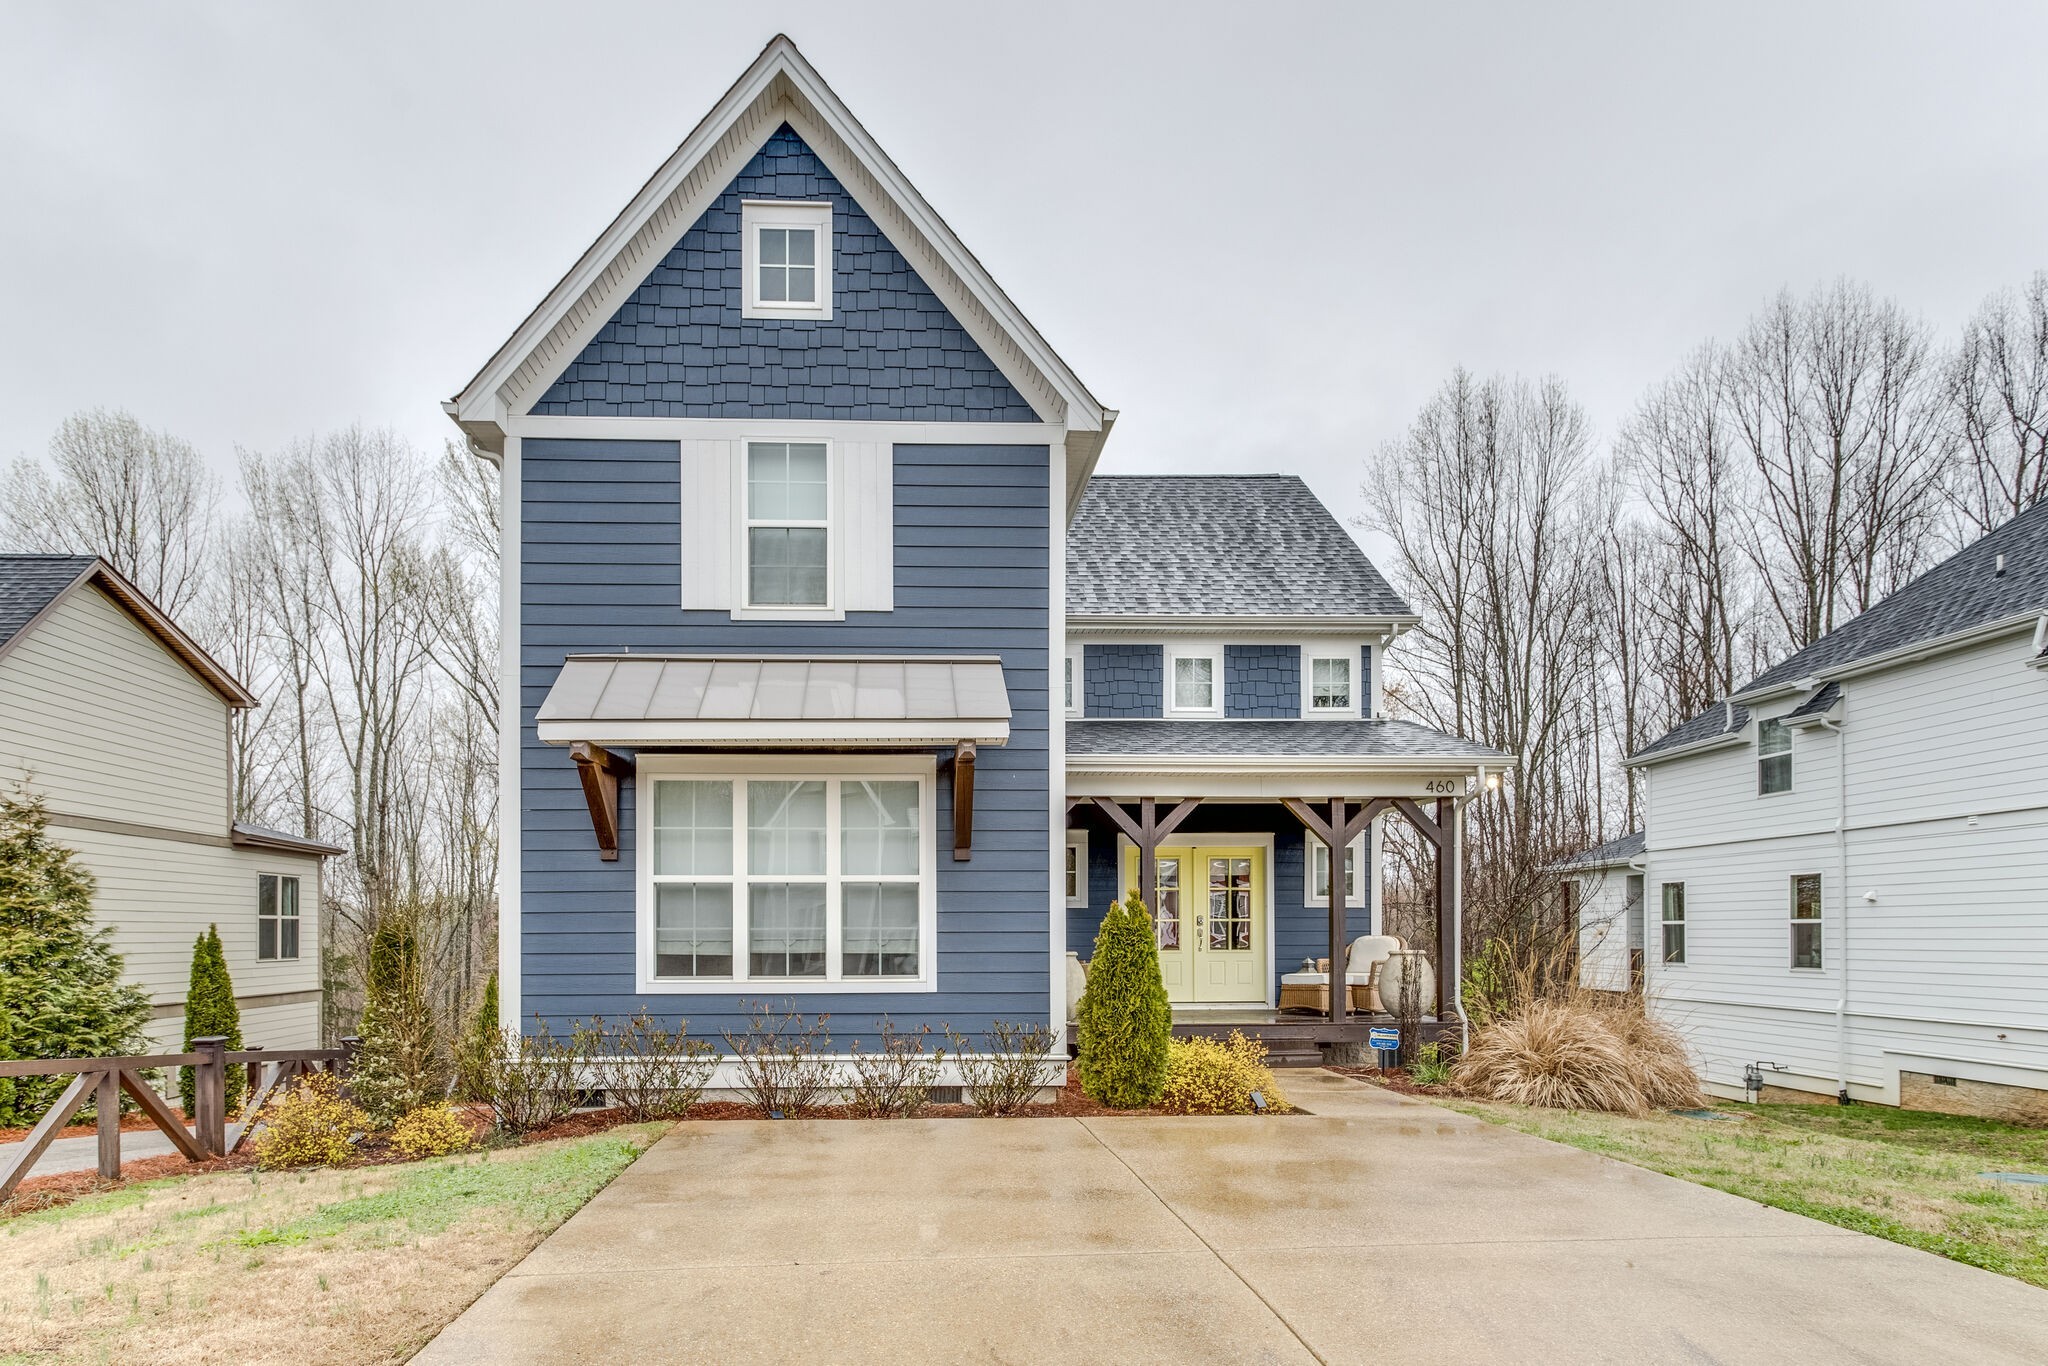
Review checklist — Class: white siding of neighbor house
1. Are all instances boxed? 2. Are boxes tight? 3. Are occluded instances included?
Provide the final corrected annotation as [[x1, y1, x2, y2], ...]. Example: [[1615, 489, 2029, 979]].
[[0, 583, 323, 1049], [1572, 866, 1641, 993], [1640, 626, 2048, 1105]]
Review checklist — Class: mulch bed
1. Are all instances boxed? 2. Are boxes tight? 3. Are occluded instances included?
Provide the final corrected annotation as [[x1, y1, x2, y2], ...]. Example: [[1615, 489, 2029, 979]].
[[1327, 1065, 1454, 1099], [0, 1112, 182, 1144]]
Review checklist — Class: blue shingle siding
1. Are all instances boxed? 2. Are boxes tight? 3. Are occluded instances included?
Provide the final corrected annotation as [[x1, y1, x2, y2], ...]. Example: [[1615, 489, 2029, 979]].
[[531, 127, 1039, 422], [1082, 643, 1162, 718], [1361, 645, 1373, 718], [1065, 802, 1373, 1002], [520, 438, 1050, 1046], [1224, 644, 1300, 718]]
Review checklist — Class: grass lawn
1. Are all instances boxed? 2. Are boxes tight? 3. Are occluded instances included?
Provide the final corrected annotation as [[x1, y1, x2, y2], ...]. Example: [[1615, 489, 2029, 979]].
[[1443, 1093, 2048, 1286], [0, 1122, 666, 1365]]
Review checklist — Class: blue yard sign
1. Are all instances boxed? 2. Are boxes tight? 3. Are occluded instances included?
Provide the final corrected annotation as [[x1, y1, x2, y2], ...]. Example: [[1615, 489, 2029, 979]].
[[1368, 1026, 1400, 1052]]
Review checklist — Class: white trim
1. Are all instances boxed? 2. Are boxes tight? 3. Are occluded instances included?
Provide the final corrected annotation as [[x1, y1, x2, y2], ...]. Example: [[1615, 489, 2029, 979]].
[[1304, 648, 1358, 717], [1165, 644, 1223, 717], [1733, 612, 2042, 702], [1065, 831, 1089, 908], [735, 436, 837, 619], [740, 200, 832, 320], [633, 754, 938, 995], [1788, 871, 1824, 971], [1113, 831, 1278, 1008], [1067, 614, 1418, 636], [537, 719, 1010, 747], [507, 416, 1066, 444], [1048, 429, 1069, 1048], [498, 434, 522, 1029], [1303, 834, 1366, 909]]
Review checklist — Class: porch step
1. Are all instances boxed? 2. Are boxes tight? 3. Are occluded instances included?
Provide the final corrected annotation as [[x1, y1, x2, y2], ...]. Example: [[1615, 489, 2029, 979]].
[[1260, 1037, 1327, 1068]]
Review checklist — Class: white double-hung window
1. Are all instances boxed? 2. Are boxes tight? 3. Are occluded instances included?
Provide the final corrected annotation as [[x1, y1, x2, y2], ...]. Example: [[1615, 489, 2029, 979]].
[[744, 440, 830, 609], [1307, 653, 1354, 714], [741, 200, 832, 319], [1168, 647, 1222, 715], [641, 757, 935, 992]]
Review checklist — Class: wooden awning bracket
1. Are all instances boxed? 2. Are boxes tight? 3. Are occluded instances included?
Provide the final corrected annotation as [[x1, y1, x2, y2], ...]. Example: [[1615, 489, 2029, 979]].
[[951, 741, 976, 861], [569, 741, 634, 862]]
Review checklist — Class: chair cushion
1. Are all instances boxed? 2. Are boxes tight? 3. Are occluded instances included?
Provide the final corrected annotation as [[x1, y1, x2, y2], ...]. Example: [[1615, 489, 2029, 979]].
[[1279, 971, 1328, 986], [1345, 935, 1403, 973]]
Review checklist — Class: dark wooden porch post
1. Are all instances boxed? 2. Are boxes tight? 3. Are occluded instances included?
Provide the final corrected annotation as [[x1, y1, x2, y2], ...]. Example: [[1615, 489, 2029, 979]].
[[1282, 798, 1388, 1026], [1436, 796, 1458, 1021]]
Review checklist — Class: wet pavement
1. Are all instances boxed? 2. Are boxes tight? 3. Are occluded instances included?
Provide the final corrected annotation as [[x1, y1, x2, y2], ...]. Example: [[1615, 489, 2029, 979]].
[[416, 1071, 2048, 1365]]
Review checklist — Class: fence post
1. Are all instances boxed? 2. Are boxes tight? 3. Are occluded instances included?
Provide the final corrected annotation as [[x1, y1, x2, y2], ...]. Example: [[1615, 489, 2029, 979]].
[[192, 1036, 228, 1157], [339, 1035, 362, 1077], [243, 1044, 263, 1111], [95, 1068, 121, 1180]]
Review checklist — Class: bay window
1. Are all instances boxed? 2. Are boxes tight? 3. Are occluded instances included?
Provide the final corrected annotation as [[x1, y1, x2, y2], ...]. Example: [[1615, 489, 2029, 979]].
[[641, 759, 934, 990]]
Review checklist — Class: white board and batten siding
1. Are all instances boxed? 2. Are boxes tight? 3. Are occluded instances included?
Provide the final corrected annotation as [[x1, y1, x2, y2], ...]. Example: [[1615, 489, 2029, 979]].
[[0, 583, 324, 1049], [679, 437, 894, 614], [1640, 625, 2048, 1106]]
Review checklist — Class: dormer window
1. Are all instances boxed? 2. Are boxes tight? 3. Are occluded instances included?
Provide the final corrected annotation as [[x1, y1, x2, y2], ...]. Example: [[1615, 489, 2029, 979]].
[[1758, 718, 1791, 795], [1308, 655, 1354, 714], [1168, 648, 1221, 715], [741, 201, 833, 320]]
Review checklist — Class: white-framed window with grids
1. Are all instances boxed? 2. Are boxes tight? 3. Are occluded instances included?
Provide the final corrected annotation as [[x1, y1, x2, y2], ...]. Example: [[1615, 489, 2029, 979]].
[[1306, 653, 1355, 714], [1167, 647, 1222, 715], [1790, 873, 1823, 970], [741, 200, 832, 319], [637, 755, 936, 993], [742, 440, 831, 610], [1304, 835, 1366, 908], [257, 873, 301, 961], [1065, 833, 1089, 908]]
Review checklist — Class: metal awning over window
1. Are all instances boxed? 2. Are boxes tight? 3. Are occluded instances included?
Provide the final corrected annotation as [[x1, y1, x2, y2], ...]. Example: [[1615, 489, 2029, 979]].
[[535, 654, 1012, 748]]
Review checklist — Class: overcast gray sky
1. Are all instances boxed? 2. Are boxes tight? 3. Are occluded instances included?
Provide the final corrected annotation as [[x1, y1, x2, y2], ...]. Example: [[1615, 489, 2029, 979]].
[[5, 1, 2045, 538]]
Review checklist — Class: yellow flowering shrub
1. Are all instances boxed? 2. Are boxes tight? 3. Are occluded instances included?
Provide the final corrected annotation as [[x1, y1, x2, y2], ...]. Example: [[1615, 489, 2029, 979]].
[[251, 1073, 367, 1170], [1158, 1032, 1291, 1115], [389, 1102, 477, 1159]]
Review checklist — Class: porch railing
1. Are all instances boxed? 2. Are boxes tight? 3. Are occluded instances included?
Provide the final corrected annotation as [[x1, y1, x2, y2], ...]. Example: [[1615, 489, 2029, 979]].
[[0, 1037, 358, 1200]]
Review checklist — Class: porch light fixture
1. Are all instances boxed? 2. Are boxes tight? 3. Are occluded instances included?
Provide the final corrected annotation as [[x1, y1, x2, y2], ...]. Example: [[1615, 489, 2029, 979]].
[[1486, 773, 1501, 791]]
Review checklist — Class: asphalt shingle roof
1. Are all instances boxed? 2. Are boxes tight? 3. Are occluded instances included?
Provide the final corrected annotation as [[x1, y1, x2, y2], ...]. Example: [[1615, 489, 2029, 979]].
[[1067, 718, 1509, 762], [1551, 830, 1646, 872], [1067, 476, 1412, 618], [1635, 498, 2048, 761], [0, 555, 95, 652]]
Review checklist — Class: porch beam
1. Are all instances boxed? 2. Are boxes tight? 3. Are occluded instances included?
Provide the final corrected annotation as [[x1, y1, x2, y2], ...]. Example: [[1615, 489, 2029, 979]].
[[1391, 798, 1443, 849], [951, 741, 976, 861], [1090, 796, 1201, 912], [569, 742, 633, 862]]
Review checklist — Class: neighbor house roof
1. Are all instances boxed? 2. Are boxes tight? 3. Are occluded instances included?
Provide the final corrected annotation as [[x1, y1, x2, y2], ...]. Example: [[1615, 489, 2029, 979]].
[[1066, 476, 1415, 622], [1550, 830, 1646, 873], [0, 555, 257, 708], [1066, 719, 1508, 764], [1633, 498, 2048, 763]]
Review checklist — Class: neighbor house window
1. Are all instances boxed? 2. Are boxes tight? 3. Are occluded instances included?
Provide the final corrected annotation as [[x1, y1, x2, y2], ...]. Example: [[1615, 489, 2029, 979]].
[[1064, 647, 1083, 717], [1660, 882, 1686, 964], [646, 766, 931, 987], [1169, 650, 1220, 713], [1308, 655, 1353, 713], [1306, 837, 1364, 907], [740, 200, 832, 319], [258, 874, 300, 961], [1065, 834, 1088, 907], [745, 441, 829, 608], [1790, 873, 1823, 969], [1758, 718, 1792, 794]]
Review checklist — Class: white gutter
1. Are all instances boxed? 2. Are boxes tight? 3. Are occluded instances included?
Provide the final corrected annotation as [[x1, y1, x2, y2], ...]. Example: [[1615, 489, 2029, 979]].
[[1818, 713, 1850, 1103], [1065, 753, 1506, 773]]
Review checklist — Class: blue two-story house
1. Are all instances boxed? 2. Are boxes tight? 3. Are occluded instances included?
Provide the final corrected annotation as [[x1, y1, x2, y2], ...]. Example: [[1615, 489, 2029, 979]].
[[448, 37, 1506, 1073]]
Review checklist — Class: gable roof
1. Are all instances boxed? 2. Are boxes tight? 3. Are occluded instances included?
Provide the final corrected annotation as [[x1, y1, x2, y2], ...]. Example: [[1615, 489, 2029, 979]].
[[0, 555, 257, 708], [1633, 497, 2048, 763], [1066, 476, 1415, 622], [447, 35, 1111, 505], [1550, 830, 1646, 872]]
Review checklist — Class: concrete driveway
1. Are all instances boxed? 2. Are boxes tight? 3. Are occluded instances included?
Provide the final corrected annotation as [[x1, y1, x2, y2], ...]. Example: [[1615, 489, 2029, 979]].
[[417, 1072, 2048, 1365]]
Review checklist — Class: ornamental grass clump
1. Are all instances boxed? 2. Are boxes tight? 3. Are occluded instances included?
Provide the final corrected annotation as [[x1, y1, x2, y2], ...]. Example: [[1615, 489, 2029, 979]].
[[1451, 999, 1704, 1116], [389, 1102, 477, 1160], [1159, 1032, 1290, 1115], [251, 1073, 367, 1170], [1075, 891, 1171, 1107]]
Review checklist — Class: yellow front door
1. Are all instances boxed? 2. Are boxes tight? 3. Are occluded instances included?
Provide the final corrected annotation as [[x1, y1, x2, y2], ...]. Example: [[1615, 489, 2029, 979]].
[[1123, 844, 1266, 1004]]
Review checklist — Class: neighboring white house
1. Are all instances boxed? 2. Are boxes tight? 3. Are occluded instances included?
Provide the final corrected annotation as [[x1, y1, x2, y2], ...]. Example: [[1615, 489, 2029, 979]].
[[1554, 831, 1644, 995], [0, 556, 342, 1052], [1605, 499, 2048, 1121]]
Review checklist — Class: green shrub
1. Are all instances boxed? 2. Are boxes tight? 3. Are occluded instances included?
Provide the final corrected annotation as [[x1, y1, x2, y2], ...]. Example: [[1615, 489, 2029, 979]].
[[252, 1073, 367, 1169], [1074, 891, 1171, 1108], [454, 972, 501, 1102], [350, 910, 450, 1126], [1160, 1032, 1290, 1115], [389, 1102, 477, 1160], [181, 924, 244, 1116], [0, 792, 151, 1125], [1410, 1041, 1454, 1087]]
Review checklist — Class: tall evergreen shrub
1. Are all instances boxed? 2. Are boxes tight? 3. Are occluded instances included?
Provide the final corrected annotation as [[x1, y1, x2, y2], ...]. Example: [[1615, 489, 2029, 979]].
[[0, 792, 151, 1124], [1074, 890, 1172, 1107], [350, 908, 450, 1125], [454, 971, 500, 1102], [180, 924, 245, 1115]]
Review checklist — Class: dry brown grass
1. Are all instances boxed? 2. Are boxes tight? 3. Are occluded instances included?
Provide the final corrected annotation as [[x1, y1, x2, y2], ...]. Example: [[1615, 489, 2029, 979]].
[[0, 1123, 663, 1365], [1452, 999, 1705, 1115]]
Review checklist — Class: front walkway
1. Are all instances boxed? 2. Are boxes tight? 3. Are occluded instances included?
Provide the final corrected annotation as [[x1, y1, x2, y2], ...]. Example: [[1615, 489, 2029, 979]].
[[417, 1074, 2048, 1365]]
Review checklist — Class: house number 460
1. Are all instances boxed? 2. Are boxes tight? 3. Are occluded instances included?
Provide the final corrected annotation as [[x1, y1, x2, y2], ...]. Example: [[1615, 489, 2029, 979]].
[[1421, 779, 1459, 795]]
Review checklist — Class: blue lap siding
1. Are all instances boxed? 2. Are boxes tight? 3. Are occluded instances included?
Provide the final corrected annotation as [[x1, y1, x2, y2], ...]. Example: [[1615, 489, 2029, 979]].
[[1065, 802, 1374, 1002], [520, 438, 1050, 1048]]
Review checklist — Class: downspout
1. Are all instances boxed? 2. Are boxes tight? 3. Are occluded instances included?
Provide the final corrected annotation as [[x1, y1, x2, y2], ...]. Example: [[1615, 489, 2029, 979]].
[[1818, 714, 1850, 1103], [1452, 765, 1494, 1054]]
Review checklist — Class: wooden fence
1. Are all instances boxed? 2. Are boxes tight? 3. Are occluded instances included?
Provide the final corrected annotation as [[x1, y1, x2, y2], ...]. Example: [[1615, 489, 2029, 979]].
[[0, 1037, 357, 1200]]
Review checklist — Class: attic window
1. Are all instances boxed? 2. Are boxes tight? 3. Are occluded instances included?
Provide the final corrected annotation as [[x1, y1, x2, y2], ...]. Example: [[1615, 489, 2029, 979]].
[[742, 201, 832, 320]]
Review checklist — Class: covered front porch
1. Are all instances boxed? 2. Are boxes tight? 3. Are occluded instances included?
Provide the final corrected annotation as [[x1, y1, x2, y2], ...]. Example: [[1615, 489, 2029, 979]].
[[1063, 718, 1509, 1064]]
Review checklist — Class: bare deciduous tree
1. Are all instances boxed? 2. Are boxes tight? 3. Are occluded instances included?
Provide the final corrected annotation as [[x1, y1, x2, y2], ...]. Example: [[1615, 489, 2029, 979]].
[[1947, 272, 2048, 536]]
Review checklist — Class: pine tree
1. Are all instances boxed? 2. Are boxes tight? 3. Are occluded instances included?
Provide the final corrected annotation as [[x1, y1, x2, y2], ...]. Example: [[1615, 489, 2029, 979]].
[[1074, 890, 1173, 1107], [0, 792, 151, 1125], [454, 972, 500, 1103], [180, 925, 245, 1116], [350, 909, 450, 1126]]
